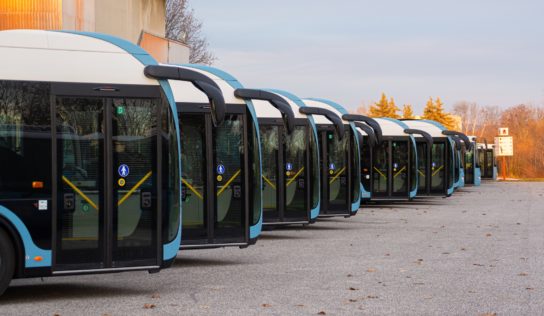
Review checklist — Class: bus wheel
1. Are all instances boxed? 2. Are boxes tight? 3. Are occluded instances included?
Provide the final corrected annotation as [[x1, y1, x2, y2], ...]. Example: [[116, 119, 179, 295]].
[[0, 228, 15, 296]]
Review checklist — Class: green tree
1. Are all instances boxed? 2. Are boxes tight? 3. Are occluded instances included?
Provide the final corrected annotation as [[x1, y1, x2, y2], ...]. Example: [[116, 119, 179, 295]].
[[402, 104, 414, 119], [369, 93, 400, 118]]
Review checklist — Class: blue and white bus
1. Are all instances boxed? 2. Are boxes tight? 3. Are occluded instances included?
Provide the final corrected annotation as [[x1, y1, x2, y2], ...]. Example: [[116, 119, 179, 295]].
[[443, 131, 471, 189], [402, 120, 456, 197], [0, 30, 182, 295], [235, 89, 320, 226], [300, 99, 361, 217], [477, 142, 497, 180], [359, 118, 418, 201], [463, 136, 481, 186], [159, 64, 263, 249]]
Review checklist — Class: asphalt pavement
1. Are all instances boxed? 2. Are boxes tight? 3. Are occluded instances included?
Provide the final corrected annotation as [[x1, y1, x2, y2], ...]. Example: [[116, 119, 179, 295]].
[[1, 181, 543, 315]]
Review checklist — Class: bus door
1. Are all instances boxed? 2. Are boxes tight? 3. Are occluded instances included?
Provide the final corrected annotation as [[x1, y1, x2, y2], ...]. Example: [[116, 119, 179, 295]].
[[372, 141, 389, 197], [416, 141, 427, 194], [484, 149, 494, 178], [180, 105, 247, 245], [392, 141, 409, 196], [321, 128, 350, 215], [260, 124, 281, 222], [54, 91, 160, 270], [260, 123, 309, 223], [465, 147, 474, 184], [431, 142, 446, 193], [283, 125, 309, 221], [360, 136, 372, 194]]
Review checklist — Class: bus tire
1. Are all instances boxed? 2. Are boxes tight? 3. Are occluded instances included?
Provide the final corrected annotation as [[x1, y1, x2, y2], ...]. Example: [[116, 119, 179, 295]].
[[0, 228, 15, 296]]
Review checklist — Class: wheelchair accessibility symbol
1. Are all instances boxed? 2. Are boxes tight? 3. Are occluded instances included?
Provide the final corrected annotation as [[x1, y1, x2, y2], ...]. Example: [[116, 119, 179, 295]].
[[217, 164, 225, 175]]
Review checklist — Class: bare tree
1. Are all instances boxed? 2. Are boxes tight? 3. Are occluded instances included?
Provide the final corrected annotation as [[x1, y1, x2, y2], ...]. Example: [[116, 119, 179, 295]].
[[453, 101, 486, 135], [166, 0, 216, 65], [477, 105, 500, 139]]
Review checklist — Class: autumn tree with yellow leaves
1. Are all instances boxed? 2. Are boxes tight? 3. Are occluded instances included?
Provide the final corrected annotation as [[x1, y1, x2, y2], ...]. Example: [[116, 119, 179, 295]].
[[369, 93, 400, 118], [402, 104, 415, 119], [422, 97, 455, 129]]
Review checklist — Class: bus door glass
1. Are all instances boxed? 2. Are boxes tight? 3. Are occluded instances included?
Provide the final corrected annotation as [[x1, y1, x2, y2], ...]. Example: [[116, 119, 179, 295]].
[[55, 96, 159, 269], [478, 150, 485, 177], [372, 141, 388, 195], [392, 141, 408, 195], [284, 126, 307, 220], [181, 110, 247, 243], [454, 150, 460, 183], [485, 149, 493, 178], [431, 142, 446, 191], [360, 136, 372, 192], [260, 125, 279, 221], [325, 130, 349, 212], [465, 148, 474, 183], [416, 142, 427, 192], [180, 114, 207, 240], [213, 114, 245, 240]]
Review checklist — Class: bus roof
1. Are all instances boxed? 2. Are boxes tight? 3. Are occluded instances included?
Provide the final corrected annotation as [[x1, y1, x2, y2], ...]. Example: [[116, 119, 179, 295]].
[[402, 120, 448, 137], [374, 118, 411, 137], [0, 29, 158, 86], [300, 98, 351, 125], [249, 89, 310, 120], [167, 64, 246, 105]]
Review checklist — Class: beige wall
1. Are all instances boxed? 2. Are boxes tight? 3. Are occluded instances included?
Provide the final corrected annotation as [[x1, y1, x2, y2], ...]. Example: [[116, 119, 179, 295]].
[[1, 0, 189, 63], [62, 0, 96, 31], [94, 0, 166, 43], [140, 31, 190, 64], [63, 0, 166, 43]]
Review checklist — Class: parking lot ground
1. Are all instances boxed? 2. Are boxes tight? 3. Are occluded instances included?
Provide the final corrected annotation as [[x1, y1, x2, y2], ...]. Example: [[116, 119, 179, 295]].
[[2, 181, 544, 315]]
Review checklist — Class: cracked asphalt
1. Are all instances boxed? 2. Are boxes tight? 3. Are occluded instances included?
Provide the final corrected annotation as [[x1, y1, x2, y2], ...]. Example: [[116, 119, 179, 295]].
[[1, 181, 543, 315]]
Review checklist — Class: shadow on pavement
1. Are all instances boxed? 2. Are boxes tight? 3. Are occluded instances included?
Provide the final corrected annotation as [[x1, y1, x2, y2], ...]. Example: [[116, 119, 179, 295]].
[[258, 233, 308, 240], [172, 257, 243, 268], [279, 224, 360, 231], [2, 283, 147, 303]]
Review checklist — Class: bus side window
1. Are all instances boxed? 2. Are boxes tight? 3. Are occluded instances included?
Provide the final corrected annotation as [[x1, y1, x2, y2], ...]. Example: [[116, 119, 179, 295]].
[[0, 81, 52, 199]]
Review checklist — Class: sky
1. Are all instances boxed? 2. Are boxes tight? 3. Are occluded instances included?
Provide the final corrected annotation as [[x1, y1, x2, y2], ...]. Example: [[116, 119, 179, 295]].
[[190, 0, 544, 114]]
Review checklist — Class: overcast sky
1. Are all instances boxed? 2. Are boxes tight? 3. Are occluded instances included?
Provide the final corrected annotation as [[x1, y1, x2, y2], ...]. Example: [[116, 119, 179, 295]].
[[190, 0, 544, 113]]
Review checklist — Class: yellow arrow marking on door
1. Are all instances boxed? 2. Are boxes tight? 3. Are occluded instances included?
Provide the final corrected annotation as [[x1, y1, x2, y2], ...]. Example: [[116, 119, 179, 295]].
[[217, 169, 241, 197], [182, 178, 203, 200], [394, 166, 406, 178], [418, 169, 425, 177], [118, 171, 152, 206], [373, 167, 387, 179], [432, 165, 444, 176], [329, 167, 346, 185], [286, 167, 305, 187], [62, 176, 98, 210], [262, 175, 276, 190]]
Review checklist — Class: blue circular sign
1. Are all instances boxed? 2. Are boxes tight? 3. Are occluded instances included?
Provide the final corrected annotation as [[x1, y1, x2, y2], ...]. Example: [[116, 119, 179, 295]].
[[118, 164, 130, 177], [329, 163, 335, 170], [217, 164, 225, 175], [286, 162, 293, 171]]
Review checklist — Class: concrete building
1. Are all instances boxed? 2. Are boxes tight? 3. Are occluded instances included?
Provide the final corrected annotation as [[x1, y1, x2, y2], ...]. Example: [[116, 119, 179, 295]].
[[0, 0, 189, 63]]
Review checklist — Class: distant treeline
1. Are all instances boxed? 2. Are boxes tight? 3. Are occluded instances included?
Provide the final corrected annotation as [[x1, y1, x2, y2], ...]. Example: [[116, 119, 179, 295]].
[[356, 93, 544, 179], [453, 102, 544, 179]]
